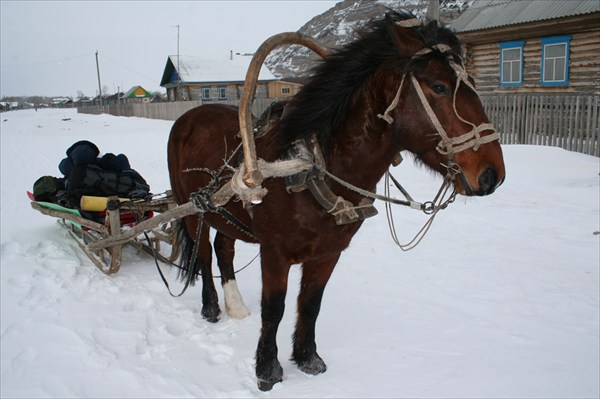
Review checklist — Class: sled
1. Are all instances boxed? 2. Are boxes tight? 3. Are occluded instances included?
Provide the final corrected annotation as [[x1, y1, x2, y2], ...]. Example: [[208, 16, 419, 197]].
[[30, 191, 184, 274]]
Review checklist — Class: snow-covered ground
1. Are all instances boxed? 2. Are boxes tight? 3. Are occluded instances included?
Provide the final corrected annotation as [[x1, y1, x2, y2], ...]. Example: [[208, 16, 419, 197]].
[[1, 108, 598, 398]]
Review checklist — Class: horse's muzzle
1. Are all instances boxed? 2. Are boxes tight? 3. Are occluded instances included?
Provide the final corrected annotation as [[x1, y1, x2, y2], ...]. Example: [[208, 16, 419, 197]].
[[458, 166, 503, 197], [476, 166, 500, 196]]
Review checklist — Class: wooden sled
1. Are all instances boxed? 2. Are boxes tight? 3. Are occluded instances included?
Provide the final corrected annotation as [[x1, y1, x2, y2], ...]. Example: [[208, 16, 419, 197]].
[[30, 191, 188, 275]]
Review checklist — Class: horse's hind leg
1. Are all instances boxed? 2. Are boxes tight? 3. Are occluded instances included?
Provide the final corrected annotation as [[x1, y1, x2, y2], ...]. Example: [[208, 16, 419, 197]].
[[292, 253, 341, 375], [186, 219, 221, 323], [214, 232, 250, 319]]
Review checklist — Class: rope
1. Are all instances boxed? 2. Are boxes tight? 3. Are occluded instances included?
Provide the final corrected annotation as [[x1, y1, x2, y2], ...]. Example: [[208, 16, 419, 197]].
[[310, 161, 424, 210], [396, 18, 423, 28], [377, 74, 407, 124]]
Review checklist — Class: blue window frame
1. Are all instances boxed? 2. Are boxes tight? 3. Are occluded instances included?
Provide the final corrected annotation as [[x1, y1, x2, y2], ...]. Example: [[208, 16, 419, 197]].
[[541, 35, 571, 86], [499, 40, 525, 86], [201, 87, 211, 100], [217, 86, 227, 99]]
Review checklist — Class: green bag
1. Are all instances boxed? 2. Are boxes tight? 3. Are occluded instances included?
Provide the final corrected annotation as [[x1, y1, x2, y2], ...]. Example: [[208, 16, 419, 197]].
[[33, 176, 64, 202]]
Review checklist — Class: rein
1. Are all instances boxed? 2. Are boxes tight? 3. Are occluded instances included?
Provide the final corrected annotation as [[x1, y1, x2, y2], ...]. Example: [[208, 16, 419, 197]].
[[384, 169, 456, 251], [309, 158, 457, 214]]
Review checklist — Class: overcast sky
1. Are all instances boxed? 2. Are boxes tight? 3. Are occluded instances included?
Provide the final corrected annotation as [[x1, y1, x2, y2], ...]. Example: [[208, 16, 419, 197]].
[[1, 0, 339, 98]]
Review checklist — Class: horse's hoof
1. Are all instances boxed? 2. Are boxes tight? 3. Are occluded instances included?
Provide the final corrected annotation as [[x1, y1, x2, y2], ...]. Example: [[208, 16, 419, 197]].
[[296, 354, 327, 375], [256, 361, 283, 391], [201, 305, 221, 323], [226, 302, 251, 319], [257, 378, 280, 392]]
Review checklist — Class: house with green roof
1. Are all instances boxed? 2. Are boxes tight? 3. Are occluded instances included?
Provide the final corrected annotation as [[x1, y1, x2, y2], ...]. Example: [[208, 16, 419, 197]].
[[122, 85, 152, 103]]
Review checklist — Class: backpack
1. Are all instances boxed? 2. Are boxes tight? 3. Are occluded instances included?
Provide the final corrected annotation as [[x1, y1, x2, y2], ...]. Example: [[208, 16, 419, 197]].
[[66, 164, 150, 208]]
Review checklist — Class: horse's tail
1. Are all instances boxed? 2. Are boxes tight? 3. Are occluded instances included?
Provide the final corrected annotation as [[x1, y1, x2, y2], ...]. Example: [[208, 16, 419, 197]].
[[174, 218, 202, 286]]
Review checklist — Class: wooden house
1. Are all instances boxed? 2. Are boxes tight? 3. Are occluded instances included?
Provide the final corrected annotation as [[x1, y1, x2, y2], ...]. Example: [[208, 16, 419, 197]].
[[449, 0, 600, 95], [51, 98, 73, 108], [73, 97, 94, 107], [122, 86, 152, 104], [160, 54, 300, 102]]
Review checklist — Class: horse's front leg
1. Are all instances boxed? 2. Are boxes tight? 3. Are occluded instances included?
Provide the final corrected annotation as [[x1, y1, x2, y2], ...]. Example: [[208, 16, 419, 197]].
[[255, 247, 291, 391], [292, 252, 341, 375], [214, 232, 250, 319]]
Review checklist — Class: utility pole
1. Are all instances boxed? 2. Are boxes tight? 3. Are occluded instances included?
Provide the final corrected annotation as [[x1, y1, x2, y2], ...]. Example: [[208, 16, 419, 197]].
[[171, 25, 180, 101], [95, 50, 104, 113], [426, 0, 440, 22], [176, 24, 180, 76]]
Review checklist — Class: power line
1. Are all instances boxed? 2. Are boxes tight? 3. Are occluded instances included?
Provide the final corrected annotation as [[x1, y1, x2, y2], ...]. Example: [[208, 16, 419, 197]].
[[98, 53, 156, 84], [1, 53, 94, 68]]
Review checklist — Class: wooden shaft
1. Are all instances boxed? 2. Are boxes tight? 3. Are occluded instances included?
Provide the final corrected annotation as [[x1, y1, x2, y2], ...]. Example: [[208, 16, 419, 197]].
[[238, 32, 329, 192], [87, 201, 198, 251], [31, 202, 108, 233]]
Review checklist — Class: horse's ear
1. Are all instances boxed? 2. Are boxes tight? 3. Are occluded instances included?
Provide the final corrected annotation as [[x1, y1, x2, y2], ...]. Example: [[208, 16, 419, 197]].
[[385, 15, 422, 56]]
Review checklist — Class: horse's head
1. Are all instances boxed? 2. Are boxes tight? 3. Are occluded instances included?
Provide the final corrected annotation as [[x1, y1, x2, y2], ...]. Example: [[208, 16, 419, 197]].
[[382, 16, 505, 196]]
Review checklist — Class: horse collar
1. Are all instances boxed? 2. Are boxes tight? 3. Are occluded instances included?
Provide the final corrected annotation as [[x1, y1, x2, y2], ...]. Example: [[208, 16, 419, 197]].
[[283, 135, 378, 225]]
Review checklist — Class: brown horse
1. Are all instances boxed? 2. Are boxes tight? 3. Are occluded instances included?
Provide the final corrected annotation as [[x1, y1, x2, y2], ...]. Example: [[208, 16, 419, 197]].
[[167, 11, 505, 391]]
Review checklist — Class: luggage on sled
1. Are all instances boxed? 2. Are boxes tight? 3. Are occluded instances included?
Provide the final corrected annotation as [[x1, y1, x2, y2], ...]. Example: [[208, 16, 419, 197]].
[[29, 141, 182, 274]]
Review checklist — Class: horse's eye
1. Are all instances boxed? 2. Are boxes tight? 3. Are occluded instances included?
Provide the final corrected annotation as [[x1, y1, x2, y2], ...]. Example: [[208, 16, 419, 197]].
[[431, 84, 449, 95]]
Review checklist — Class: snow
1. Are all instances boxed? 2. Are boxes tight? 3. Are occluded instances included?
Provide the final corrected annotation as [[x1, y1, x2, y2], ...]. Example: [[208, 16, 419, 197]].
[[1, 108, 599, 398]]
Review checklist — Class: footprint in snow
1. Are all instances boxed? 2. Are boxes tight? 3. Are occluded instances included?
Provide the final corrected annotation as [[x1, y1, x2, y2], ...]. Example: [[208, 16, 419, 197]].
[[10, 347, 36, 376]]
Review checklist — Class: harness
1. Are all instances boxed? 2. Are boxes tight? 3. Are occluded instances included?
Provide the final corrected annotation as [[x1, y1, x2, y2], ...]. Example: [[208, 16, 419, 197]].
[[283, 135, 379, 225], [186, 19, 501, 240]]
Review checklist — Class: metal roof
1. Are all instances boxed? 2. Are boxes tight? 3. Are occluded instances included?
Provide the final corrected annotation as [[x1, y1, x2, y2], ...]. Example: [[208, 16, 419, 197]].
[[449, 0, 600, 32], [160, 55, 275, 87]]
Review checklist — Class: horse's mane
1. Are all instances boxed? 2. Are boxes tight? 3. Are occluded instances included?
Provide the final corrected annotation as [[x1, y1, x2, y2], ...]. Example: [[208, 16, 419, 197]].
[[275, 10, 462, 156]]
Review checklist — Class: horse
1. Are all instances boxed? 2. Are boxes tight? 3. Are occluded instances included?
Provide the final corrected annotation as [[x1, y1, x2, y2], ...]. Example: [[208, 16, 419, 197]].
[[167, 11, 505, 391]]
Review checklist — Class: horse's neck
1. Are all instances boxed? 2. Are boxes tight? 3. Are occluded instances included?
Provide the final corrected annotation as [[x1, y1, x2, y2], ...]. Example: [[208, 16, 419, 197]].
[[327, 83, 398, 191]]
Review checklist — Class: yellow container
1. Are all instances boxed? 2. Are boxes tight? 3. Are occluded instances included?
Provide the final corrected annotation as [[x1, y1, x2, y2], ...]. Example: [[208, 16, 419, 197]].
[[80, 195, 131, 212]]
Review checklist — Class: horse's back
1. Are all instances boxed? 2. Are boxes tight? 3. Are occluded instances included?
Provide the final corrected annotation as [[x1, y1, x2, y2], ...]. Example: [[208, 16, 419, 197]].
[[168, 104, 240, 205]]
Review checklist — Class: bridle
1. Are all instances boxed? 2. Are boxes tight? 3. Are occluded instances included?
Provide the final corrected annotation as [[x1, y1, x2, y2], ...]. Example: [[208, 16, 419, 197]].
[[373, 19, 501, 249], [377, 23, 500, 158]]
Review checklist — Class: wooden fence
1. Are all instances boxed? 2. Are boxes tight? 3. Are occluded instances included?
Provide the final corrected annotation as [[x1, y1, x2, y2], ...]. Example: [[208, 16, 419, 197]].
[[481, 94, 599, 156], [79, 94, 599, 157], [78, 98, 278, 122]]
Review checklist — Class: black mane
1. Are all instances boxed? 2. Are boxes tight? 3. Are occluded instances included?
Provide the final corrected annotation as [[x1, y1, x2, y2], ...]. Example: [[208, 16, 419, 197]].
[[276, 10, 462, 156]]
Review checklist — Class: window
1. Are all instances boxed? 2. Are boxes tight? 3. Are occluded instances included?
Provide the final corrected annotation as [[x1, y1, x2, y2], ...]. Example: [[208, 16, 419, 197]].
[[541, 36, 571, 86], [218, 86, 227, 99], [281, 87, 291, 95], [499, 41, 525, 86], [201, 87, 211, 100]]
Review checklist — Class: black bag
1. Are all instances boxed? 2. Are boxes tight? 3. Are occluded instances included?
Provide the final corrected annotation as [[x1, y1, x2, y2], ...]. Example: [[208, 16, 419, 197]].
[[66, 164, 150, 208]]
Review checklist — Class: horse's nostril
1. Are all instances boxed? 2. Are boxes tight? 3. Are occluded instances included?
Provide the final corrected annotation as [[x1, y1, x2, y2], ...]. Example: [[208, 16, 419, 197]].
[[478, 167, 498, 196]]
